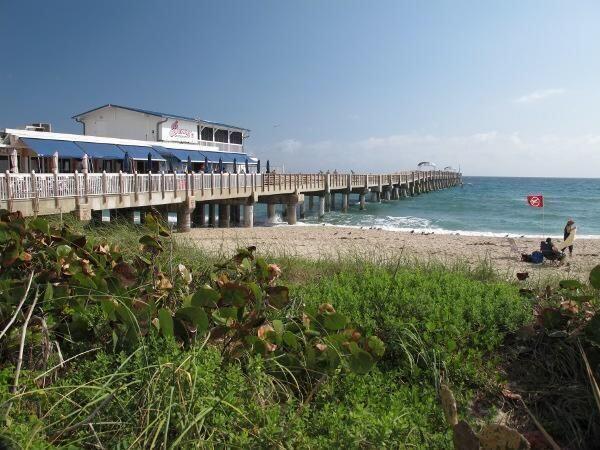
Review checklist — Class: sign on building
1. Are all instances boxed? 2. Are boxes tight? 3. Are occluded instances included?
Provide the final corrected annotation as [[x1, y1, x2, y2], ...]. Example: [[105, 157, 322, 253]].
[[159, 119, 198, 144]]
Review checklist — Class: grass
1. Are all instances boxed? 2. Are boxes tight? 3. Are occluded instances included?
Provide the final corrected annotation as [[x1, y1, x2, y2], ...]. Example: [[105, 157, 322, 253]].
[[1, 220, 538, 448]]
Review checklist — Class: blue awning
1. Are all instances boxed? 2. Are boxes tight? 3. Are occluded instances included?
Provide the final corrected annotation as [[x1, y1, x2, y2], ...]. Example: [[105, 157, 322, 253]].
[[201, 150, 257, 164], [153, 146, 206, 163], [74, 141, 125, 159], [117, 145, 166, 161], [21, 138, 85, 158]]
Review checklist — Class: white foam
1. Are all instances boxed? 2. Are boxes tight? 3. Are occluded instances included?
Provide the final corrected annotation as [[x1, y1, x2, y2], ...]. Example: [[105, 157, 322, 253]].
[[288, 221, 600, 239]]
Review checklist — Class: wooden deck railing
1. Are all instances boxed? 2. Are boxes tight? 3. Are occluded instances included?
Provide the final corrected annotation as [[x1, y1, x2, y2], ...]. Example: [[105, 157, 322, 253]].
[[0, 170, 459, 202]]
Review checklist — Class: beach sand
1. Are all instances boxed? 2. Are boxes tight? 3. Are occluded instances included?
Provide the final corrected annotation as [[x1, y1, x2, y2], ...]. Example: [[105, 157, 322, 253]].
[[181, 226, 600, 282]]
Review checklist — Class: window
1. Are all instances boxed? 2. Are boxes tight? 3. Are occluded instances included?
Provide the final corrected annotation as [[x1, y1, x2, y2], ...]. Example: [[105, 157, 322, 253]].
[[229, 131, 243, 145], [201, 127, 214, 141], [214, 129, 228, 143]]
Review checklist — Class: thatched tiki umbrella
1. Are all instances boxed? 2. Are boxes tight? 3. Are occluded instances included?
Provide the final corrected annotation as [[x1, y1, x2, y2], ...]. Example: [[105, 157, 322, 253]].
[[10, 148, 19, 173]]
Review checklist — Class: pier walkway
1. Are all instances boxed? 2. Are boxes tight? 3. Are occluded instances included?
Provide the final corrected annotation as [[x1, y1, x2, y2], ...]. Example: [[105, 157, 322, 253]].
[[0, 170, 461, 231]]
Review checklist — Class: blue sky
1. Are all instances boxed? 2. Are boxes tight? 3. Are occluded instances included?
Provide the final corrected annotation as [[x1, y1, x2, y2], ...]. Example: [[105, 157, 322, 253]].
[[1, 0, 599, 176]]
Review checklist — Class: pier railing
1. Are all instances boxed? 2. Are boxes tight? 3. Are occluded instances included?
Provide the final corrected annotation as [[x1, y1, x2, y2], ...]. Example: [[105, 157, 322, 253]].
[[0, 170, 459, 202]]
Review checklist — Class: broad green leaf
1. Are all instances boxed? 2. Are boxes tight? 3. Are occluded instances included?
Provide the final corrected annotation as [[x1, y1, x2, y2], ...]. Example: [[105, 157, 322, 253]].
[[139, 235, 163, 252], [192, 287, 220, 308], [158, 308, 174, 338], [175, 307, 209, 333], [273, 319, 284, 335], [221, 282, 250, 307], [56, 244, 72, 258], [212, 307, 238, 325], [266, 286, 289, 309], [29, 217, 50, 235], [348, 349, 374, 374], [559, 279, 583, 290], [323, 312, 347, 331], [590, 265, 600, 289], [282, 331, 299, 350]]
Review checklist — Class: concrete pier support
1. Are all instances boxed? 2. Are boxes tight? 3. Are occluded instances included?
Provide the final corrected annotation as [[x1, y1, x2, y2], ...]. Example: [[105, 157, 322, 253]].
[[177, 203, 193, 233], [384, 190, 391, 201], [342, 192, 349, 212], [208, 204, 216, 227], [244, 204, 254, 228], [318, 196, 325, 218], [219, 204, 230, 228], [359, 192, 366, 210], [308, 196, 314, 210], [299, 201, 306, 219], [192, 203, 205, 227], [230, 205, 241, 226], [286, 202, 297, 225], [267, 203, 277, 223], [325, 192, 331, 212]]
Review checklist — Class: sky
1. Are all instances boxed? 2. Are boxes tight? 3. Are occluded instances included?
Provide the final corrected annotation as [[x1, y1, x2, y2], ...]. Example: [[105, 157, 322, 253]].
[[1, 0, 599, 177]]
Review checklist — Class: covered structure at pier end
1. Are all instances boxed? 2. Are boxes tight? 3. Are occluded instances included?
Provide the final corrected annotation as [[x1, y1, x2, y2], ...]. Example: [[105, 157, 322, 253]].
[[0, 104, 258, 174]]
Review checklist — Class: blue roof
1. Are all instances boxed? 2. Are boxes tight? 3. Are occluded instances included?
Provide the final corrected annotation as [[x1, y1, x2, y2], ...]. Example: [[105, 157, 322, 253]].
[[72, 104, 249, 131], [117, 145, 166, 162], [75, 141, 124, 159], [153, 146, 206, 163], [21, 138, 85, 159]]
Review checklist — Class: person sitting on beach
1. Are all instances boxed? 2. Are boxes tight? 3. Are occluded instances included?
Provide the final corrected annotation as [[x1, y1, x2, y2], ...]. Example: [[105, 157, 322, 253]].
[[540, 238, 565, 262], [563, 219, 576, 256]]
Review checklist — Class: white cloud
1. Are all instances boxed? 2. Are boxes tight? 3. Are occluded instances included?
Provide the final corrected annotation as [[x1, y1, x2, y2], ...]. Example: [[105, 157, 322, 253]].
[[254, 131, 600, 177], [273, 138, 302, 154], [514, 88, 566, 104]]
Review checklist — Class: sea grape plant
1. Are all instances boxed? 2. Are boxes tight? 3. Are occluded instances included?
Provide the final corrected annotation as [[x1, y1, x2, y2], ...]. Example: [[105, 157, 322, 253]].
[[0, 210, 384, 396]]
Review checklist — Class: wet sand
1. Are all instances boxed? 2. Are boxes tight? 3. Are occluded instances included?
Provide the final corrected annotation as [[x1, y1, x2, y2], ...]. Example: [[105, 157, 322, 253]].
[[181, 226, 600, 282]]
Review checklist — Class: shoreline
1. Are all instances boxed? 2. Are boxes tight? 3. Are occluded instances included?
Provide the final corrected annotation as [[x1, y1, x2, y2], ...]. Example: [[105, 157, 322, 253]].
[[278, 221, 600, 240], [181, 225, 600, 281]]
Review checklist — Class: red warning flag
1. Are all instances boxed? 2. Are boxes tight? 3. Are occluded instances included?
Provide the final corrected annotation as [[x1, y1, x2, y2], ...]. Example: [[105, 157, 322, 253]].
[[527, 195, 544, 208]]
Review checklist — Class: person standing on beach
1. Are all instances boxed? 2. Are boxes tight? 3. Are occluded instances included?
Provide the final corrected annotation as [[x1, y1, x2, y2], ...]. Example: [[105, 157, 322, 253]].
[[563, 219, 576, 256]]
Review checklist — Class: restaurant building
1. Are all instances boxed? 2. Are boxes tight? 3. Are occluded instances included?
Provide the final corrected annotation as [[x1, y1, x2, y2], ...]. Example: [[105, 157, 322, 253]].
[[0, 104, 257, 174]]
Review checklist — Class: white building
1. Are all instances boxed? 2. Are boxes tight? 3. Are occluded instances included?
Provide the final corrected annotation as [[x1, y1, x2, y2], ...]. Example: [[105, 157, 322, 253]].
[[1, 104, 259, 174], [73, 104, 248, 152]]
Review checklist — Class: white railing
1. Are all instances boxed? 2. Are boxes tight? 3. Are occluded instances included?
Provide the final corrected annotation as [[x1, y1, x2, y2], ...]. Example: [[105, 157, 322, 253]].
[[0, 170, 460, 202]]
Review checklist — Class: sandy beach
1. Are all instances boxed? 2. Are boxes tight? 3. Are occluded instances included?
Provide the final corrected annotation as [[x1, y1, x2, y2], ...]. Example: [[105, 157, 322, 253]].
[[181, 225, 600, 282]]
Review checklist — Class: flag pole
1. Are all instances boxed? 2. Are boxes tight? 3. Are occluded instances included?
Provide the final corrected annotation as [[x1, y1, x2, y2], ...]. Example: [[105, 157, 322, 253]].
[[542, 202, 545, 237]]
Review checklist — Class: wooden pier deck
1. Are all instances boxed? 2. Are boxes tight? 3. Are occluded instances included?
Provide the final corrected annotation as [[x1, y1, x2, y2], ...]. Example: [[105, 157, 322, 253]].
[[0, 170, 461, 230]]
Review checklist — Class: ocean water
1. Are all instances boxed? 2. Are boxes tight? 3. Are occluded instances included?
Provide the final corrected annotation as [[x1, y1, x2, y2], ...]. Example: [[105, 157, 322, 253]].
[[254, 177, 600, 238]]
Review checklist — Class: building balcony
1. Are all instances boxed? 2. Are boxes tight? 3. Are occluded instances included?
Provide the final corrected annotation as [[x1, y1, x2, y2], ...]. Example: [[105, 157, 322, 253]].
[[199, 140, 244, 153]]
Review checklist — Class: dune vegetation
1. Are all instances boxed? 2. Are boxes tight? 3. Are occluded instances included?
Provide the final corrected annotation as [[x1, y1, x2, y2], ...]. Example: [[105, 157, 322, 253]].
[[1, 212, 599, 449]]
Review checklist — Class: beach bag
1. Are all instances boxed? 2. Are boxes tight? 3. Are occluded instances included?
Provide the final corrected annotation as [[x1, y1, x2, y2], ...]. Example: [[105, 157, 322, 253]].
[[530, 251, 543, 264]]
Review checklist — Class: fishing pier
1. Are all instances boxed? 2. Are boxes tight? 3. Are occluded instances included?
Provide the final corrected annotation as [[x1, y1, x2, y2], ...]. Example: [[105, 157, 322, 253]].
[[0, 170, 461, 231]]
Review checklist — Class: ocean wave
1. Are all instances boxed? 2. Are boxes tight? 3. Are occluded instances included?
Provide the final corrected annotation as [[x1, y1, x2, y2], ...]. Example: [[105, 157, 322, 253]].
[[290, 220, 600, 239]]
